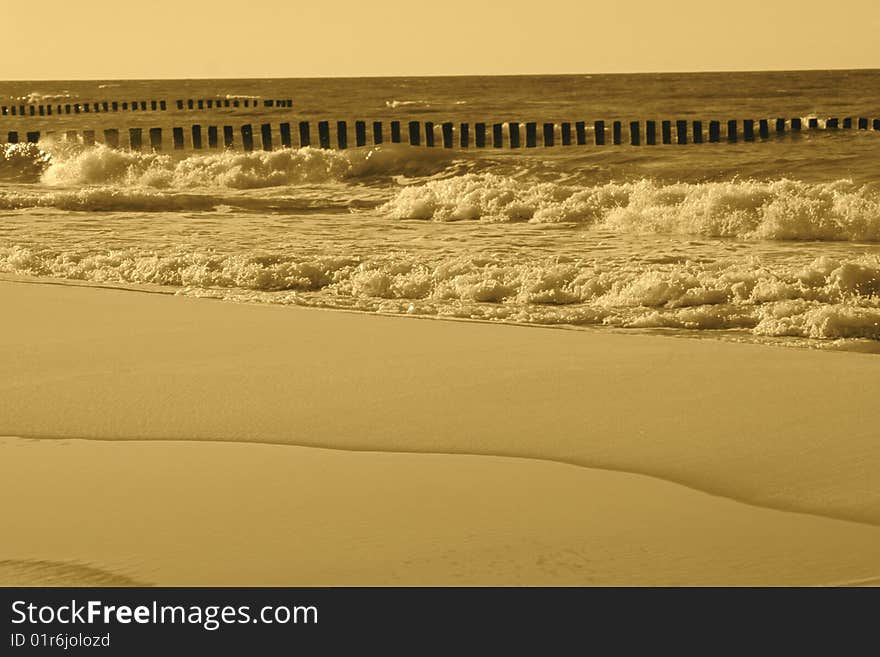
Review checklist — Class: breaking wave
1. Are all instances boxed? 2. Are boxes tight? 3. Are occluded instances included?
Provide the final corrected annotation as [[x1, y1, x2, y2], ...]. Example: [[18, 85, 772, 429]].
[[381, 174, 880, 241], [0, 143, 454, 210]]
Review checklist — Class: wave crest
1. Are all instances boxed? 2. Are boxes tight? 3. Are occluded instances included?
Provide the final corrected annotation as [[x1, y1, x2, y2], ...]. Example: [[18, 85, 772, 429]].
[[381, 174, 880, 241]]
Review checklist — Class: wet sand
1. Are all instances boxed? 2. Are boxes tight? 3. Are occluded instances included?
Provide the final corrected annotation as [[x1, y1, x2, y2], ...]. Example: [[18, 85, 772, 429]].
[[1, 279, 878, 585]]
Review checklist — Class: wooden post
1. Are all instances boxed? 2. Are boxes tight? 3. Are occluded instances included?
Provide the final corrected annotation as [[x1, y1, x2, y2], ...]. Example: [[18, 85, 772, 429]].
[[475, 123, 487, 148], [82, 130, 95, 146], [208, 126, 220, 148], [775, 118, 785, 133], [187, 100, 194, 110], [543, 123, 554, 147], [280, 122, 291, 148], [561, 123, 572, 146], [112, 102, 119, 112], [525, 122, 537, 148], [192, 125, 203, 149], [408, 121, 420, 146], [241, 124, 255, 151], [65, 104, 71, 114], [7, 132, 18, 143], [442, 122, 453, 148], [612, 121, 622, 145], [809, 118, 819, 129], [149, 127, 162, 150], [151, 100, 157, 110], [173, 127, 184, 149], [424, 121, 434, 147], [121, 102, 128, 111], [843, 117, 852, 129], [826, 118, 839, 129], [759, 119, 769, 139], [576, 121, 586, 145], [645, 120, 656, 145], [661, 120, 672, 144], [692, 120, 703, 144], [261, 123, 273, 151], [65, 130, 78, 143], [708, 121, 720, 142], [318, 121, 331, 149], [492, 123, 503, 148], [160, 100, 166, 111], [594, 121, 605, 145], [874, 119, 880, 131], [299, 122, 310, 147], [858, 117, 868, 130], [743, 120, 755, 142], [224, 125, 234, 148], [629, 121, 640, 146], [38, 105, 44, 116], [727, 120, 738, 142], [337, 121, 348, 149], [675, 120, 687, 145], [390, 121, 401, 143], [792, 118, 802, 131], [460, 123, 469, 148], [355, 120, 366, 147], [102, 101, 109, 112], [373, 121, 383, 144], [26, 131, 40, 143], [103, 129, 119, 148], [176, 100, 184, 110], [509, 122, 521, 148], [129, 128, 143, 151], [47, 105, 53, 115]]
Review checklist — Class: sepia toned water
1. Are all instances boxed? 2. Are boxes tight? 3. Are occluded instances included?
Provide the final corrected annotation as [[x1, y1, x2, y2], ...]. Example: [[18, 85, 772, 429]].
[[1, 71, 879, 348]]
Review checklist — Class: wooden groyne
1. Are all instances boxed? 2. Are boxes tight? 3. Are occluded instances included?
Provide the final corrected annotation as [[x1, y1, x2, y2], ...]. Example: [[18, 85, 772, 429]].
[[0, 99, 293, 117], [6, 117, 879, 150]]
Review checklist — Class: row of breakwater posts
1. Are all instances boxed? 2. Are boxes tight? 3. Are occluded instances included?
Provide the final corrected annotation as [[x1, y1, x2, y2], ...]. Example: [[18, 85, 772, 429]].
[[6, 117, 880, 150], [0, 99, 293, 116]]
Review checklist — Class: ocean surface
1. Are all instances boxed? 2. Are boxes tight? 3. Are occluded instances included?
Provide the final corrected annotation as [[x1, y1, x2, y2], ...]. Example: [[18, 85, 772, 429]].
[[1, 71, 879, 349]]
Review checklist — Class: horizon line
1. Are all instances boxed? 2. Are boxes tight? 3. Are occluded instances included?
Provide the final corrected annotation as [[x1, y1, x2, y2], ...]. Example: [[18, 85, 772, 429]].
[[1, 66, 878, 83]]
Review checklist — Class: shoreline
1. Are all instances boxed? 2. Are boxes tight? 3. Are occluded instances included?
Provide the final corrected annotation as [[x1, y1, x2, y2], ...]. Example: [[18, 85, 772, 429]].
[[2, 278, 878, 526], [2, 278, 879, 585], [3, 274, 878, 356]]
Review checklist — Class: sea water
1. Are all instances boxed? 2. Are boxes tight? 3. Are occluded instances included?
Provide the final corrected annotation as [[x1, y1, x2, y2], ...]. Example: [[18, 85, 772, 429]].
[[1, 71, 879, 348]]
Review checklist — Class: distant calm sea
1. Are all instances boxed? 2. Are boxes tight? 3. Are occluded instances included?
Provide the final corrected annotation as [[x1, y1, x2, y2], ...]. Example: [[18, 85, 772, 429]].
[[1, 71, 879, 348]]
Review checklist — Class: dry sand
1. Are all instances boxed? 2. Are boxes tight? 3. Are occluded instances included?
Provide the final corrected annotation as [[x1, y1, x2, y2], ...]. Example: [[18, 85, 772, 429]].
[[1, 279, 878, 585]]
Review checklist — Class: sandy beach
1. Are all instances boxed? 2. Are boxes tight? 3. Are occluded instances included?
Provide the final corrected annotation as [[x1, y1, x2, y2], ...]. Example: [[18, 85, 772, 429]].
[[1, 279, 878, 586]]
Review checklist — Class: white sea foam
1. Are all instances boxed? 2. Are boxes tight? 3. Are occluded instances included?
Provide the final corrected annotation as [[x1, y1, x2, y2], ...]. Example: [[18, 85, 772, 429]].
[[2, 244, 877, 341], [381, 174, 880, 241], [385, 99, 430, 108], [19, 91, 76, 103]]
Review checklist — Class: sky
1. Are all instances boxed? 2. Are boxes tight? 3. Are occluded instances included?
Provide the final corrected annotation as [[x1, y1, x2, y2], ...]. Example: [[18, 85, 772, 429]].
[[2, 0, 878, 79]]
